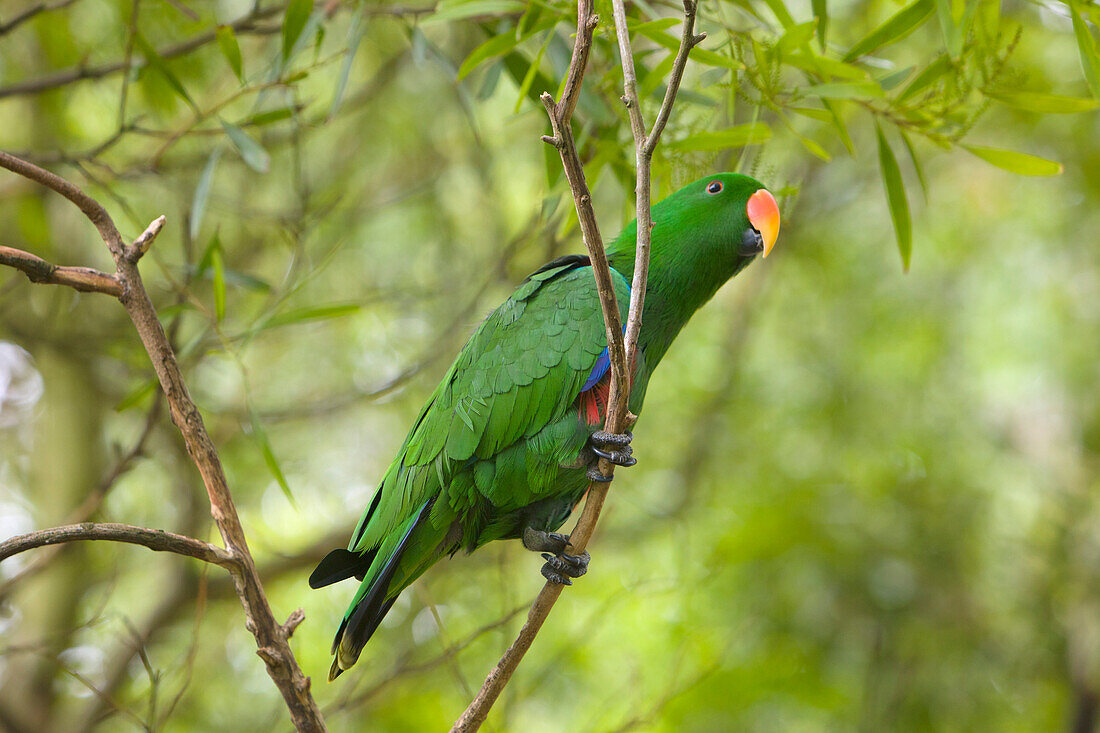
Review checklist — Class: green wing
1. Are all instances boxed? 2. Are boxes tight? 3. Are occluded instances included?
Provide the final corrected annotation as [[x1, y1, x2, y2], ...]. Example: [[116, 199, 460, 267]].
[[316, 257, 630, 676]]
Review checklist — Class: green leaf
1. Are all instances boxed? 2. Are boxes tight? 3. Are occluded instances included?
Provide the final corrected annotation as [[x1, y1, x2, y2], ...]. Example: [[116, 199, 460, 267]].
[[985, 89, 1100, 113], [134, 33, 199, 112], [935, 0, 961, 58], [216, 25, 244, 81], [822, 99, 854, 154], [265, 303, 362, 328], [667, 123, 772, 150], [783, 51, 868, 80], [243, 107, 297, 127], [899, 128, 928, 199], [843, 0, 935, 62], [332, 8, 368, 117], [1071, 2, 1100, 98], [878, 66, 913, 90], [760, 0, 796, 28], [962, 145, 1064, 176], [777, 21, 818, 55], [898, 54, 952, 102], [458, 17, 556, 79], [115, 379, 158, 412], [795, 132, 831, 160], [210, 236, 226, 322], [190, 149, 220, 237], [424, 0, 526, 24], [250, 411, 297, 507], [282, 0, 312, 61], [805, 81, 884, 99], [876, 123, 912, 271], [220, 119, 270, 173], [790, 106, 833, 122], [514, 31, 552, 112], [812, 0, 828, 46], [635, 26, 742, 69]]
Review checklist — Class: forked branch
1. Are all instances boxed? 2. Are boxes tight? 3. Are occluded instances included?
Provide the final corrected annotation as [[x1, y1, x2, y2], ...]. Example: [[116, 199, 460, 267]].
[[451, 3, 702, 731]]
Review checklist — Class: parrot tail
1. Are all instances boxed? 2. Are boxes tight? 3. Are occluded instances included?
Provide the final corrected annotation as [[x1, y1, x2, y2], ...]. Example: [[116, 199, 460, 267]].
[[321, 500, 430, 680]]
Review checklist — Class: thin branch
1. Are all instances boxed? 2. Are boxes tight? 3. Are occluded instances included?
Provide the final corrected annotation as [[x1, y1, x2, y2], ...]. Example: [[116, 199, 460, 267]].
[[0, 246, 122, 296], [0, 0, 81, 37], [452, 1, 699, 730], [0, 523, 235, 567], [0, 151, 328, 731]]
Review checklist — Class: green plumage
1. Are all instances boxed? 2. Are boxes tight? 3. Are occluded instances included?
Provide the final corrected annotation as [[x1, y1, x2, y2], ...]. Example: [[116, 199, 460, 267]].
[[311, 173, 777, 679]]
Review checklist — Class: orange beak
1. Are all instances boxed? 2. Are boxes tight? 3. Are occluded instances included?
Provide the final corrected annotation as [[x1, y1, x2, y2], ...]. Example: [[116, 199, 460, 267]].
[[747, 189, 781, 258]]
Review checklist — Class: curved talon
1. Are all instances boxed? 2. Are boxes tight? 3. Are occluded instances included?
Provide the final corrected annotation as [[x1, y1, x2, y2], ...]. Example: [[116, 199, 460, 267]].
[[590, 445, 636, 467], [540, 550, 589, 585], [587, 465, 614, 482]]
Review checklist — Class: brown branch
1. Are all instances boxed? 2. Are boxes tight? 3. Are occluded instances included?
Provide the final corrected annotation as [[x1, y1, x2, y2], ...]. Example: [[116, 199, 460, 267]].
[[0, 151, 328, 731], [0, 523, 235, 567], [0, 0, 81, 37], [0, 246, 122, 296], [452, 2, 699, 730]]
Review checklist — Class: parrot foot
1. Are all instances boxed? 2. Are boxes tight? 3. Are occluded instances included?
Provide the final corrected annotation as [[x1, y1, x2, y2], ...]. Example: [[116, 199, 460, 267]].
[[522, 528, 590, 586], [587, 430, 636, 482], [540, 551, 589, 586]]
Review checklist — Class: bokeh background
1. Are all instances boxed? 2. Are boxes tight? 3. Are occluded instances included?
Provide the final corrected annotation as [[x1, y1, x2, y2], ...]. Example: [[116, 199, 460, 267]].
[[1, 0, 1099, 730]]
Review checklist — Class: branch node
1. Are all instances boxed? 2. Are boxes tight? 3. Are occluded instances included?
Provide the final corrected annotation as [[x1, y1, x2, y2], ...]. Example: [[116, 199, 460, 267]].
[[620, 95, 632, 108], [125, 214, 167, 261], [586, 13, 599, 29], [691, 32, 707, 46], [256, 646, 280, 665], [283, 608, 306, 639]]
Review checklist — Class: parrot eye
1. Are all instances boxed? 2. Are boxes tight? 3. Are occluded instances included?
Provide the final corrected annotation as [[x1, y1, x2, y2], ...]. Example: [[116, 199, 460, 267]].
[[706, 181, 723, 194]]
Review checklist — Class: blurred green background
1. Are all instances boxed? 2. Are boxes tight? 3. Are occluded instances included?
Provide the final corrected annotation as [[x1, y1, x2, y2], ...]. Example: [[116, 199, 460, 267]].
[[1, 0, 1099, 730]]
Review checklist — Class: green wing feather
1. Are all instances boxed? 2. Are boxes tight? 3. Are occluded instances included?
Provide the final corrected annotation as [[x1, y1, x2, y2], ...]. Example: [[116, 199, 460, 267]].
[[322, 260, 630, 675]]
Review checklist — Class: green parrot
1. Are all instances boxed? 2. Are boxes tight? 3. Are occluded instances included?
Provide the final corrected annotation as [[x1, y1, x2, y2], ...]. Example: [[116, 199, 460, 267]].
[[310, 172, 781, 679]]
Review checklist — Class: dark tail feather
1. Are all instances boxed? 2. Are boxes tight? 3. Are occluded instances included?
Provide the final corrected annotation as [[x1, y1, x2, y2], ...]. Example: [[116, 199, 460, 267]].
[[329, 501, 430, 679], [309, 548, 377, 589]]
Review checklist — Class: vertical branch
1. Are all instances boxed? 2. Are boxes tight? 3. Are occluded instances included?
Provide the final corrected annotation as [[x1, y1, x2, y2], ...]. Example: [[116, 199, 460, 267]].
[[451, 3, 702, 731]]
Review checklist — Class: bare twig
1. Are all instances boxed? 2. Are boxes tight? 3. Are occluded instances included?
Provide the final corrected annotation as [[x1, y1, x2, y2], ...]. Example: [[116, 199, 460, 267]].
[[0, 523, 235, 567], [0, 246, 122, 296], [0, 150, 328, 731], [0, 0, 81, 37], [451, 2, 701, 731]]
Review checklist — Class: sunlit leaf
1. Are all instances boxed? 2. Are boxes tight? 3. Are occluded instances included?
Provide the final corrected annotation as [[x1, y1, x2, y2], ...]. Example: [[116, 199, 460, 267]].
[[266, 303, 362, 328], [216, 25, 244, 82], [898, 54, 952, 102], [425, 0, 526, 24], [514, 31, 552, 112], [667, 123, 772, 150], [843, 0, 935, 62], [962, 145, 1064, 175], [812, 0, 827, 47], [986, 89, 1100, 113], [1071, 2, 1100, 98], [210, 236, 226, 322], [190, 149, 220, 237], [777, 21, 817, 55], [220, 119, 270, 173], [134, 33, 198, 112], [282, 0, 312, 61], [805, 81, 884, 98], [760, 0, 795, 28], [878, 66, 914, 90], [250, 410, 297, 507], [115, 379, 158, 412], [876, 123, 911, 271], [332, 7, 368, 117]]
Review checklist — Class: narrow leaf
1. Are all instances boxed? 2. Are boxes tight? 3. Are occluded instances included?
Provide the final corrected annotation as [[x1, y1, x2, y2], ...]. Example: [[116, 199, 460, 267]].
[[898, 54, 952, 102], [899, 129, 928, 199], [134, 33, 198, 111], [876, 124, 912, 271], [843, 0, 935, 61], [514, 31, 552, 113], [115, 379, 158, 412], [216, 25, 244, 81], [282, 0, 312, 61], [332, 9, 368, 117], [1071, 3, 1100, 98], [805, 81, 885, 99], [190, 149, 220, 237], [210, 237, 226, 322], [812, 0, 828, 46], [458, 17, 555, 79], [935, 0, 961, 58], [250, 411, 297, 506], [985, 89, 1100, 113], [667, 123, 772, 150], [266, 303, 362, 328], [962, 145, 1064, 176], [220, 119, 270, 173], [424, 0, 526, 24]]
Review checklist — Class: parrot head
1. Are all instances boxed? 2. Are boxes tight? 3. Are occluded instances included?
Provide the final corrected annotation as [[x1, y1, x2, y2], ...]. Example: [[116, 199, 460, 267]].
[[608, 172, 781, 282]]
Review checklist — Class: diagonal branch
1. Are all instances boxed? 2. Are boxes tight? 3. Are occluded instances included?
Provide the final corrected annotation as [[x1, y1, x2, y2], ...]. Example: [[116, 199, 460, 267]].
[[0, 149, 328, 732], [452, 3, 701, 731], [0, 523, 236, 567]]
